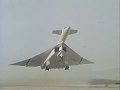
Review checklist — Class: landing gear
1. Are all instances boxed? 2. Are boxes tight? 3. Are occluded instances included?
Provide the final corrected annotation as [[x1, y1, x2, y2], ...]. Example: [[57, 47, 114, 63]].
[[45, 66, 49, 71], [65, 66, 69, 70]]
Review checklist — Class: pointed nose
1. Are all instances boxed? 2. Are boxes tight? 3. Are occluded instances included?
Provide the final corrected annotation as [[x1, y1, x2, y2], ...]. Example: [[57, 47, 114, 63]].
[[68, 26, 71, 29], [63, 26, 71, 30]]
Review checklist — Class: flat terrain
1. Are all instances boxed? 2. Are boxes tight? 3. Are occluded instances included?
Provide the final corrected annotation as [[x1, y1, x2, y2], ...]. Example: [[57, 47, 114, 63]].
[[0, 86, 119, 90]]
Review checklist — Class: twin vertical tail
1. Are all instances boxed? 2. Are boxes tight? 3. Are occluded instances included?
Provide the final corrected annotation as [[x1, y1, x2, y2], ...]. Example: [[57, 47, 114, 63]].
[[52, 30, 78, 35]]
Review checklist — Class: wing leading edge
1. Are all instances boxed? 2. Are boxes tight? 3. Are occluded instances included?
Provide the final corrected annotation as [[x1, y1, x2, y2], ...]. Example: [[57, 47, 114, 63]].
[[10, 43, 94, 68], [10, 48, 53, 66], [62, 43, 94, 65]]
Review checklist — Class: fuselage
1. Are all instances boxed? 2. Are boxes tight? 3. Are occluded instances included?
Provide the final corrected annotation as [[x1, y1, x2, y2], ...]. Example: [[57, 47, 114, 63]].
[[42, 26, 72, 69], [57, 26, 71, 45]]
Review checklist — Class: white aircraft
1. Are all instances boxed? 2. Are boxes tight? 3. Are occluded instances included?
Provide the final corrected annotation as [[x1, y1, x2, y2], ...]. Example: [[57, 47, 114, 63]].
[[11, 26, 94, 70]]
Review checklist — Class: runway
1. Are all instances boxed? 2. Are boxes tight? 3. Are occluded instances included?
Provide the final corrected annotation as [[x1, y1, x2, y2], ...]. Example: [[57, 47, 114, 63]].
[[0, 86, 119, 90]]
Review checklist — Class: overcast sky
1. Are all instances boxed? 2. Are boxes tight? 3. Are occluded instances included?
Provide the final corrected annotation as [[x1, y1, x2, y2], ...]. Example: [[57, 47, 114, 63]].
[[0, 0, 119, 86]]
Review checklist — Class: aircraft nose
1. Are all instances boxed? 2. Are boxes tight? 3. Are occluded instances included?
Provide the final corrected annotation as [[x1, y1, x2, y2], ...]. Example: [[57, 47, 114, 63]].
[[67, 26, 71, 30], [63, 26, 71, 30]]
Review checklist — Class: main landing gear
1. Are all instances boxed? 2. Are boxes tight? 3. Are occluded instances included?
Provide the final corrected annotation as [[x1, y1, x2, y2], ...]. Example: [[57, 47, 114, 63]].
[[45, 66, 49, 71], [65, 66, 69, 70]]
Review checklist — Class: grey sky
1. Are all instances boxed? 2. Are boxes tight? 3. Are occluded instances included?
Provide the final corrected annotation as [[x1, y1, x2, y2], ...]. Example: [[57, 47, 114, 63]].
[[0, 0, 119, 86]]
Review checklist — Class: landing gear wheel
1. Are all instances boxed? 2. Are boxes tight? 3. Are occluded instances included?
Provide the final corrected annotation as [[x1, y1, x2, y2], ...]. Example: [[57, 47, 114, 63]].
[[65, 66, 69, 70], [45, 66, 49, 71]]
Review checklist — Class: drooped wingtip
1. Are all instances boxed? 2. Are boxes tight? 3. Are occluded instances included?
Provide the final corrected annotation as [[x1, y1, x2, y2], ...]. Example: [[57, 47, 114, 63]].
[[80, 57, 95, 64], [9, 63, 18, 65], [90, 61, 95, 64], [89, 60, 95, 64], [9, 59, 28, 66]]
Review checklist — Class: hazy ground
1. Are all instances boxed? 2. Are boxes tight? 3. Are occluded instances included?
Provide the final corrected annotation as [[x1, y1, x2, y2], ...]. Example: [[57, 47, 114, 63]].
[[0, 86, 119, 90]]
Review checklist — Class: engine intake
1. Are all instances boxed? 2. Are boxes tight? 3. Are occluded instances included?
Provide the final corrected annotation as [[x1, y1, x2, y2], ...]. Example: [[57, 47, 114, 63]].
[[54, 47, 59, 52]]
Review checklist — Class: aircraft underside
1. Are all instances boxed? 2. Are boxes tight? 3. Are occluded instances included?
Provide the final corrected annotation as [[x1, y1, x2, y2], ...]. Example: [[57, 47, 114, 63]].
[[41, 44, 71, 71], [10, 27, 94, 71], [44, 65, 69, 71]]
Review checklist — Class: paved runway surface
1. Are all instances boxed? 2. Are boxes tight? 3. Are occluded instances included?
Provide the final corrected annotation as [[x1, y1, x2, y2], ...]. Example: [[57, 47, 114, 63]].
[[0, 86, 119, 90]]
